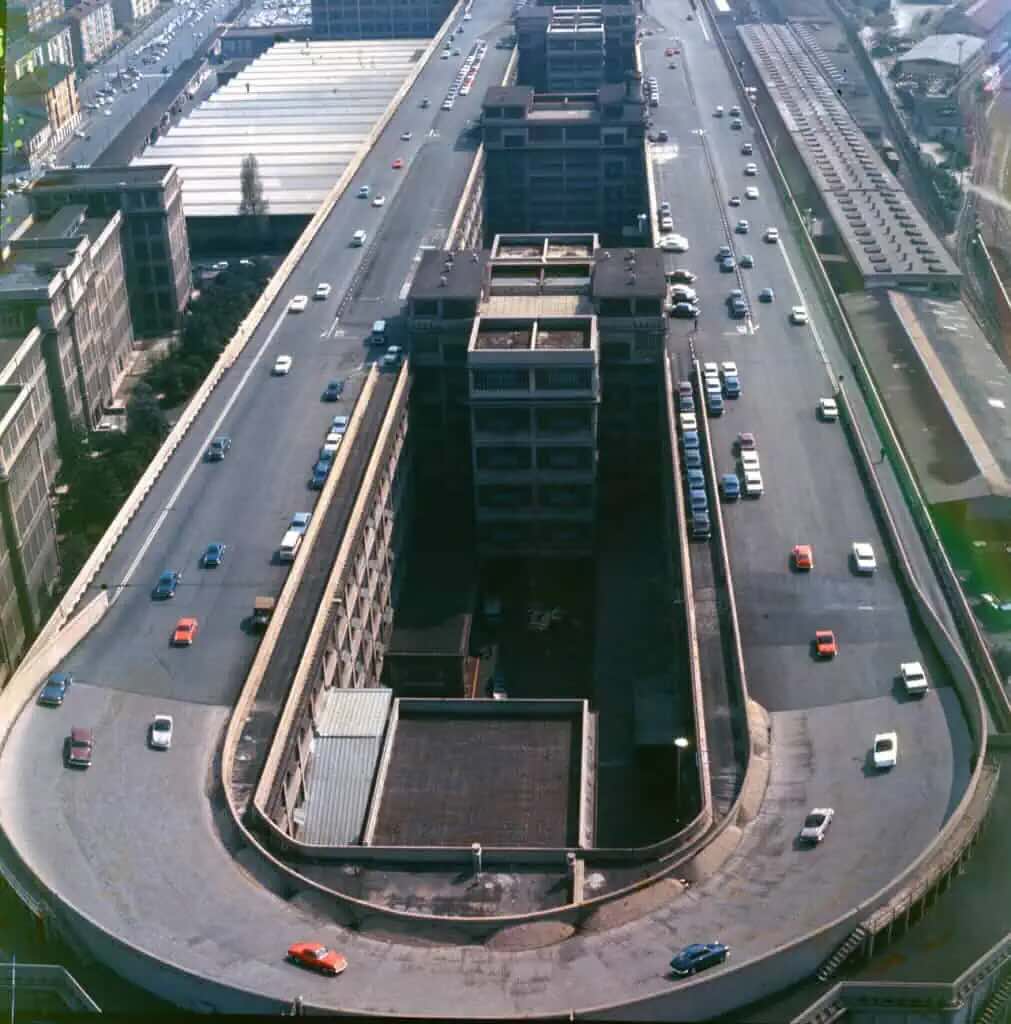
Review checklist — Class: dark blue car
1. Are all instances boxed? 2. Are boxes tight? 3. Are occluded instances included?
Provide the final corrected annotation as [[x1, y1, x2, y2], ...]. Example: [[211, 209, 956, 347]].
[[669, 941, 729, 977], [38, 672, 73, 706], [720, 473, 741, 500], [152, 571, 181, 599], [310, 460, 331, 490], [202, 543, 226, 568]]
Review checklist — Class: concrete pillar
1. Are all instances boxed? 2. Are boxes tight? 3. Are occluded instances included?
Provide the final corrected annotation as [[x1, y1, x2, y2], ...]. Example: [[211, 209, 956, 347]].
[[472, 842, 483, 875]]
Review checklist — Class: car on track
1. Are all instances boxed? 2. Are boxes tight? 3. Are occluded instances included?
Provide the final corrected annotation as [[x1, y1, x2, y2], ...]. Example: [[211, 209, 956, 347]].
[[758, 287, 775, 303], [790, 306, 809, 325], [287, 942, 348, 977], [720, 255, 736, 272], [65, 726, 94, 768], [728, 195, 742, 207], [764, 226, 780, 242], [357, 185, 370, 198], [665, 47, 675, 56], [323, 379, 345, 402], [745, 186, 759, 200], [739, 253, 754, 268], [331, 414, 350, 434], [172, 617, 199, 646], [400, 131, 412, 141], [717, 245, 733, 261], [272, 355, 293, 375], [153, 570, 181, 599], [742, 141, 753, 155], [799, 807, 834, 844], [669, 942, 730, 977], [739, 450, 760, 473], [900, 660, 928, 697], [202, 542, 226, 567], [735, 219, 749, 234], [150, 714, 174, 750], [818, 397, 839, 421], [735, 431, 756, 452], [744, 162, 758, 176], [288, 295, 308, 313], [659, 235, 690, 252], [873, 731, 898, 769], [792, 544, 814, 571], [729, 298, 748, 319], [372, 194, 386, 207], [714, 105, 724, 117], [392, 158, 404, 169], [852, 542, 877, 574], [670, 285, 697, 304], [720, 473, 740, 499], [815, 629, 837, 658], [39, 672, 73, 706], [314, 283, 331, 300]]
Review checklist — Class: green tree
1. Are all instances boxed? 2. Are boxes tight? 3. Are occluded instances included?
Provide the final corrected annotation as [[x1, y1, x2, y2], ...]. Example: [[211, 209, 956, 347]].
[[238, 153, 269, 239], [128, 381, 168, 440]]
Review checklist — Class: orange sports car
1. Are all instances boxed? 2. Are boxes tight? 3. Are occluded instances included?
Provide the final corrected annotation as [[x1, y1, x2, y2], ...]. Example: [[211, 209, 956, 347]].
[[287, 942, 348, 977], [792, 544, 814, 571], [815, 630, 837, 658], [172, 617, 199, 646]]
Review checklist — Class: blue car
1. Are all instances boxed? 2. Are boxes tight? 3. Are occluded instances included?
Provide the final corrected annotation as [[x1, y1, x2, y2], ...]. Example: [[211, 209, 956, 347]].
[[152, 570, 181, 599], [685, 468, 705, 491], [310, 460, 331, 490], [723, 376, 741, 398], [683, 449, 703, 470], [720, 473, 741, 500], [681, 430, 700, 451], [707, 393, 725, 416], [38, 672, 73, 706], [670, 941, 730, 977], [202, 542, 226, 568], [688, 488, 708, 515]]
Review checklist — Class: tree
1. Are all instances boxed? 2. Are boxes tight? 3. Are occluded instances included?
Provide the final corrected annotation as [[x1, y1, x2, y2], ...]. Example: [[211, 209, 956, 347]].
[[127, 381, 168, 441], [238, 153, 269, 234]]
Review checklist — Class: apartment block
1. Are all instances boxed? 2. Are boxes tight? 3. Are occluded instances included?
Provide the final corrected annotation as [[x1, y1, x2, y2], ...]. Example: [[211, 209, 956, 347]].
[[310, 0, 454, 39], [481, 80, 648, 244], [28, 166, 192, 335], [6, 63, 81, 161], [517, 0, 637, 90], [110, 0, 158, 29], [0, 327, 62, 682], [10, 0, 66, 33], [10, 21, 76, 80], [64, 0, 117, 66], [0, 204, 134, 433]]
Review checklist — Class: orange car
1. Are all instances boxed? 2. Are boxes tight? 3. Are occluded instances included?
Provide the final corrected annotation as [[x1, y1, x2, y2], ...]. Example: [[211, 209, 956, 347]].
[[792, 544, 814, 571], [815, 630, 837, 658], [287, 942, 348, 977], [172, 617, 199, 646], [392, 158, 404, 169]]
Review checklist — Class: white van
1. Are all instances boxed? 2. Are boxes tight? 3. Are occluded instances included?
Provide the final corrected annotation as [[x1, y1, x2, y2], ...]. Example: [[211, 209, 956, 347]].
[[351, 229, 367, 247], [278, 529, 302, 563]]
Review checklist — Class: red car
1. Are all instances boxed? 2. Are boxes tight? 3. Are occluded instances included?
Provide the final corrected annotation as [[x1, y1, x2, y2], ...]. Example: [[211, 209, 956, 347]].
[[172, 617, 199, 646], [792, 544, 814, 571], [665, 47, 675, 56], [392, 158, 404, 169], [815, 630, 837, 658], [287, 942, 348, 977]]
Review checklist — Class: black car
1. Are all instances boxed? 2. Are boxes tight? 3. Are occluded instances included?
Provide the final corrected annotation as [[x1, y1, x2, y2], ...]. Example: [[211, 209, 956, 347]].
[[310, 460, 330, 490], [671, 302, 700, 319], [670, 942, 730, 977], [38, 672, 73, 707], [322, 379, 345, 402], [153, 570, 181, 599], [206, 436, 231, 461]]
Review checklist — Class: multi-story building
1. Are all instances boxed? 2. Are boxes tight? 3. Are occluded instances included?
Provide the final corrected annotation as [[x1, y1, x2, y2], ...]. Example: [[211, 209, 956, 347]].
[[407, 234, 666, 558], [310, 0, 454, 39], [0, 204, 134, 433], [10, 0, 66, 33], [6, 63, 81, 159], [110, 0, 157, 30], [0, 327, 62, 681], [27, 166, 192, 335], [63, 0, 116, 66], [517, 0, 637, 90], [481, 80, 648, 245], [9, 21, 76, 80]]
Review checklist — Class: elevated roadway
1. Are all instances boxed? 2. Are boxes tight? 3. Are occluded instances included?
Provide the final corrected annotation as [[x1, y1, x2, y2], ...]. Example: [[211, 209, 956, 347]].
[[0, 0, 977, 1018]]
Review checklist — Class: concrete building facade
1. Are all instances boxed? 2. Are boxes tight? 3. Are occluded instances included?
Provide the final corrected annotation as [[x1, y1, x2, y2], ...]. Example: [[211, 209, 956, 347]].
[[0, 327, 61, 683], [310, 0, 454, 39], [545, 8, 606, 92], [10, 23, 76, 81], [6, 64, 81, 160], [109, 0, 158, 29], [10, 0, 66, 33], [63, 0, 117, 66], [27, 166, 192, 336], [1, 205, 135, 433], [481, 81, 648, 245]]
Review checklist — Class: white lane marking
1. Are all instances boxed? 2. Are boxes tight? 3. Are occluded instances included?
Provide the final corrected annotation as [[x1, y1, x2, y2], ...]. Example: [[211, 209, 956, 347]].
[[111, 307, 290, 605], [774, 236, 836, 383], [699, 10, 711, 42], [858, 604, 875, 611]]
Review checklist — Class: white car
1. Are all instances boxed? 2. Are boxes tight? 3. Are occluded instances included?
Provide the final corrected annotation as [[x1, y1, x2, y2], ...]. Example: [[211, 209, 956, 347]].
[[790, 306, 809, 325], [314, 283, 331, 300], [714, 105, 724, 117], [852, 542, 877, 574], [659, 235, 690, 252], [872, 732, 898, 769], [736, 219, 750, 234], [743, 469, 764, 497], [900, 661, 928, 697], [150, 714, 174, 750], [739, 450, 760, 472], [272, 355, 293, 375], [660, 215, 675, 232], [680, 413, 698, 431], [400, 131, 413, 141], [351, 229, 367, 246], [702, 362, 719, 378], [371, 194, 386, 207], [745, 186, 759, 200], [288, 295, 308, 313], [331, 414, 350, 434], [799, 807, 834, 844], [744, 162, 758, 176], [290, 512, 313, 534], [721, 361, 738, 377], [818, 397, 839, 421], [442, 98, 455, 110], [764, 226, 780, 243]]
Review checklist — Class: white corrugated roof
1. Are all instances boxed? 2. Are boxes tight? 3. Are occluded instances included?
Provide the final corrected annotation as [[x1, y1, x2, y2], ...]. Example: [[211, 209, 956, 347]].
[[897, 33, 984, 68], [301, 735, 385, 845], [315, 686, 393, 737], [132, 39, 425, 216]]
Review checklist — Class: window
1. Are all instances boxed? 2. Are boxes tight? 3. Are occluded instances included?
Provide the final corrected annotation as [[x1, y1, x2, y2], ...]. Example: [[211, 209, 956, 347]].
[[535, 368, 592, 390], [472, 369, 528, 391]]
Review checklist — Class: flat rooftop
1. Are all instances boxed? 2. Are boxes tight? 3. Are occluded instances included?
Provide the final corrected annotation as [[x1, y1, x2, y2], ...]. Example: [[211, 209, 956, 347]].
[[739, 23, 960, 285], [475, 324, 534, 350], [492, 234, 598, 260], [132, 40, 424, 217], [473, 318, 594, 350], [370, 706, 584, 847], [29, 165, 172, 192], [409, 249, 486, 301]]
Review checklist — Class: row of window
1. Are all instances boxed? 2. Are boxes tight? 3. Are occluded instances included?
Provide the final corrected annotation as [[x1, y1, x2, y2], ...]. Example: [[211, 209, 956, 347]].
[[472, 368, 595, 392], [475, 445, 595, 471], [477, 483, 594, 509], [473, 408, 595, 434]]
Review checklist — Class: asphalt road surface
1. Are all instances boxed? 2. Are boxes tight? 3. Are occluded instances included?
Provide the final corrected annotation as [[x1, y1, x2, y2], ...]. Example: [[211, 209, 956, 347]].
[[0, 0, 974, 1017]]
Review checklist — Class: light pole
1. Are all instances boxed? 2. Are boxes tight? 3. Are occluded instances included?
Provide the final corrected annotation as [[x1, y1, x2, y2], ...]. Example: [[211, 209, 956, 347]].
[[674, 736, 690, 819]]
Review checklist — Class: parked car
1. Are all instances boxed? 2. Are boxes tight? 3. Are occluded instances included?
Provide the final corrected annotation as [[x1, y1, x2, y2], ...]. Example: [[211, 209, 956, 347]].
[[799, 807, 834, 844], [720, 474, 740, 500], [873, 731, 898, 769], [150, 714, 174, 750], [670, 942, 730, 977], [286, 942, 348, 977], [818, 397, 839, 421], [65, 726, 94, 768], [38, 672, 73, 707]]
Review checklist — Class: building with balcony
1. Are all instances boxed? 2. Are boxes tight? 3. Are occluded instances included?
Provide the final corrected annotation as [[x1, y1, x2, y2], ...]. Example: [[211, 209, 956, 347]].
[[9, 21, 76, 81], [310, 0, 454, 39], [27, 166, 192, 335], [110, 0, 157, 29], [516, 0, 636, 90], [0, 204, 134, 434], [63, 0, 116, 66], [481, 80, 648, 245], [0, 327, 61, 683], [10, 0, 66, 33], [6, 63, 81, 161]]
